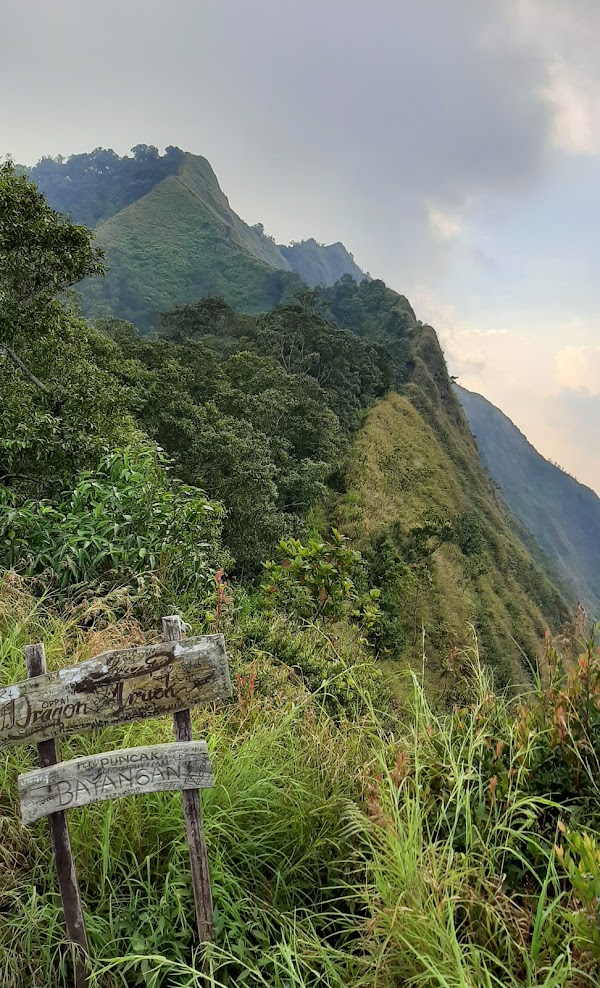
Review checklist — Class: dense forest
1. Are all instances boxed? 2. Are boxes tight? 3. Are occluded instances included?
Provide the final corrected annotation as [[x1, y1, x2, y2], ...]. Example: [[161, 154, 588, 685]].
[[2, 160, 600, 987], [26, 145, 186, 226]]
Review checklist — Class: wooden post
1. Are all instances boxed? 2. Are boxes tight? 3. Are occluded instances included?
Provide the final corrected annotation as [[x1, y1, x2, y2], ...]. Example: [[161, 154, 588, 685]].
[[25, 644, 89, 988], [162, 617, 215, 946]]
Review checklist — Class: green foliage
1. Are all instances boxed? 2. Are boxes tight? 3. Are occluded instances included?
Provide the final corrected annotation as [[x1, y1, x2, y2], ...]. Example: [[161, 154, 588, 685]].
[[28, 147, 373, 331], [74, 153, 303, 329], [0, 443, 227, 612], [0, 161, 131, 499], [230, 597, 388, 716], [0, 587, 598, 987], [556, 827, 600, 958], [317, 274, 416, 381], [355, 656, 592, 988], [2, 142, 596, 988], [456, 509, 485, 556], [524, 624, 600, 826], [363, 516, 457, 656], [96, 296, 390, 573], [263, 530, 382, 631], [0, 159, 105, 343], [338, 391, 568, 676], [28, 145, 185, 227]]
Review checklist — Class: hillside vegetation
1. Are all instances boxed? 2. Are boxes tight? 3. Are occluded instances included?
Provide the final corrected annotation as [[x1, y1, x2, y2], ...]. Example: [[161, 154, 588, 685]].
[[2, 576, 599, 988], [26, 145, 186, 226], [2, 160, 599, 988], [338, 393, 565, 683], [27, 147, 369, 330], [79, 154, 302, 329], [457, 384, 600, 620]]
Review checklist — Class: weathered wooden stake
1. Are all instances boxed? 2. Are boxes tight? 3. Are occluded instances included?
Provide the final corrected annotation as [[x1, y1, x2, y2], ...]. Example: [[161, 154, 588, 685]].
[[25, 644, 89, 988], [162, 617, 215, 946]]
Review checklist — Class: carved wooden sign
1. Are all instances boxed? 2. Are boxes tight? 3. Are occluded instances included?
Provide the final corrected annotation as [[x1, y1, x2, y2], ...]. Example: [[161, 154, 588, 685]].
[[19, 741, 214, 825], [0, 634, 230, 749], [7, 621, 229, 987]]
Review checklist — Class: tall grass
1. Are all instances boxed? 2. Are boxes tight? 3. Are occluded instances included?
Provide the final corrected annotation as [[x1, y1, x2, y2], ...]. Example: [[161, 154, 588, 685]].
[[0, 577, 598, 986], [352, 652, 588, 987]]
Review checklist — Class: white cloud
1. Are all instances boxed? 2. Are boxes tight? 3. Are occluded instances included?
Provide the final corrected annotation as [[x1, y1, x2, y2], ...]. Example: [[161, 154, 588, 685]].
[[514, 0, 600, 154], [412, 289, 600, 493], [555, 345, 600, 395], [426, 204, 462, 242], [542, 60, 597, 154]]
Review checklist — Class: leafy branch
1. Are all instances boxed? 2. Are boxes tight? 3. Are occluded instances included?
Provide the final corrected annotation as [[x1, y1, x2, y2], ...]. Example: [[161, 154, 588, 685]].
[[0, 340, 52, 397]]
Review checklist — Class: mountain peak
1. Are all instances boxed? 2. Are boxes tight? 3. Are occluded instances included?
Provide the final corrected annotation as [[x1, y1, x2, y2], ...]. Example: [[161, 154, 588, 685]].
[[27, 144, 369, 326], [279, 238, 368, 287]]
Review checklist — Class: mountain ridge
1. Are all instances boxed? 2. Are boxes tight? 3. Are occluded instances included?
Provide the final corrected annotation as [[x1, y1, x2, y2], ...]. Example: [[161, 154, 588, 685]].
[[280, 238, 367, 287], [25, 147, 368, 328], [20, 147, 585, 650], [456, 383, 600, 619]]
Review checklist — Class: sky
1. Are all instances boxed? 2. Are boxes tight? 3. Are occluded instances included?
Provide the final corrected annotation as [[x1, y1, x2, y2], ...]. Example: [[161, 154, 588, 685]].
[[2, 0, 599, 493]]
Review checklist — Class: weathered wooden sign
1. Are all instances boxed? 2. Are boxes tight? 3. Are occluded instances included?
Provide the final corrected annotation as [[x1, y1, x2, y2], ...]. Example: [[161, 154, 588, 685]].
[[0, 633, 230, 748], [19, 741, 214, 824], [6, 619, 231, 988]]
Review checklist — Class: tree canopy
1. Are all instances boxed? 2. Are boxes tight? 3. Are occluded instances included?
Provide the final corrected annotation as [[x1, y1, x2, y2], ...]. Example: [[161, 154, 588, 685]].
[[26, 145, 185, 227], [0, 161, 129, 496]]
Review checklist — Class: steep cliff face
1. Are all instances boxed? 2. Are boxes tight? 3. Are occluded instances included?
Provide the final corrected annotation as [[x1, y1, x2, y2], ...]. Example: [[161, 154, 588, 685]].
[[310, 276, 568, 678], [335, 385, 568, 683], [279, 239, 368, 287], [456, 384, 600, 619]]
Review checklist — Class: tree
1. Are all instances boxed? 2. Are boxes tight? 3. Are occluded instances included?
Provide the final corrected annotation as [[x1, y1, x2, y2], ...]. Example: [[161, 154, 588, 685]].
[[0, 159, 105, 343], [0, 162, 128, 497]]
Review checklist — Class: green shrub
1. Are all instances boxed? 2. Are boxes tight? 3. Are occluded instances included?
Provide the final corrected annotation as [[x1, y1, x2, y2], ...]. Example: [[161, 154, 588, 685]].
[[262, 529, 382, 634], [556, 826, 600, 959], [0, 441, 228, 613], [228, 600, 388, 718], [524, 624, 600, 829]]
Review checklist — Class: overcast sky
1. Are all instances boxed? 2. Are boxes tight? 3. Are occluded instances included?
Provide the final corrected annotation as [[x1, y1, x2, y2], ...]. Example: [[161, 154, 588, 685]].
[[2, 0, 599, 493]]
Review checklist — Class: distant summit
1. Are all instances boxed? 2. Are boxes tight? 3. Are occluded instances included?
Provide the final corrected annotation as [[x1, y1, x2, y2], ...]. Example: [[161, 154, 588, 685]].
[[26, 146, 367, 329], [280, 238, 368, 288], [456, 384, 600, 618]]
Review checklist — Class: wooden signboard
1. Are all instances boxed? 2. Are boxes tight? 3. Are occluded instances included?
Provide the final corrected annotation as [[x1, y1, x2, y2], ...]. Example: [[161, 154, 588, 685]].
[[7, 618, 231, 988], [1, 633, 230, 748], [19, 741, 214, 824]]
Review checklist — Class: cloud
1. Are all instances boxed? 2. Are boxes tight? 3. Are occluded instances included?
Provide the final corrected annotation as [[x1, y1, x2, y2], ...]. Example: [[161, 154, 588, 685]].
[[542, 59, 598, 154], [555, 345, 600, 395], [427, 205, 462, 242], [0, 2, 556, 198], [412, 291, 600, 493], [514, 0, 600, 155]]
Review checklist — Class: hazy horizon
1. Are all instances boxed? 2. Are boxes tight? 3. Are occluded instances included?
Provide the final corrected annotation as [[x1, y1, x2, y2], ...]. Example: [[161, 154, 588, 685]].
[[3, 0, 599, 493]]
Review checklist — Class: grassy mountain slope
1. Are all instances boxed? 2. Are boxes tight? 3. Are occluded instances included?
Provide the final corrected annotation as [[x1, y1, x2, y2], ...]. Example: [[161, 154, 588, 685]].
[[18, 153, 575, 676], [5, 155, 600, 988], [27, 148, 370, 327], [456, 384, 600, 618], [80, 153, 301, 328], [26, 145, 186, 227], [280, 238, 368, 287], [315, 278, 569, 679], [337, 393, 567, 684]]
